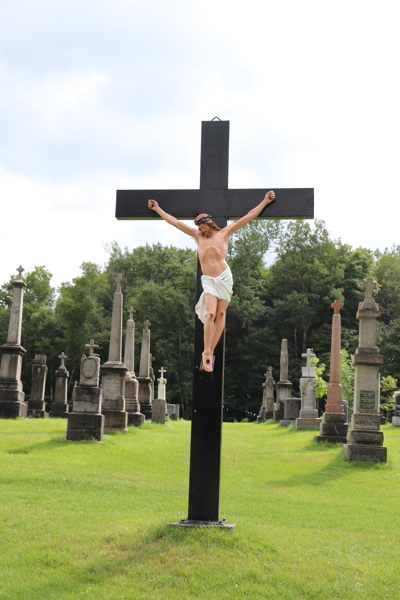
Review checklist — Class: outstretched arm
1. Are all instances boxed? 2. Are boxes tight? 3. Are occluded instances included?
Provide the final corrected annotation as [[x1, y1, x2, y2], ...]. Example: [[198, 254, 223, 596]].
[[148, 199, 198, 239], [223, 191, 276, 236]]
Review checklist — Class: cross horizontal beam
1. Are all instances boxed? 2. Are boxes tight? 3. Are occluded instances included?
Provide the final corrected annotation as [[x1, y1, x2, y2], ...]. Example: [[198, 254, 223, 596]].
[[116, 188, 313, 220]]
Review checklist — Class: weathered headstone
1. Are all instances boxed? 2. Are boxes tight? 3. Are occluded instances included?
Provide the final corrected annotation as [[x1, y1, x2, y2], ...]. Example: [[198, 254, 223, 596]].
[[296, 348, 321, 429], [316, 300, 348, 443], [393, 392, 400, 427], [152, 398, 167, 424], [50, 352, 70, 418], [171, 403, 180, 421], [344, 278, 387, 462], [275, 340, 292, 422], [100, 274, 128, 431], [137, 320, 152, 420], [67, 343, 104, 441], [27, 355, 48, 418], [124, 308, 144, 427], [257, 367, 275, 422], [167, 403, 176, 419], [280, 398, 301, 426], [116, 119, 313, 528], [0, 267, 28, 418]]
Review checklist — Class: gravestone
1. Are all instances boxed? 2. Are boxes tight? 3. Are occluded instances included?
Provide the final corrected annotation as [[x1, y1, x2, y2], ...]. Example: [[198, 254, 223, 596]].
[[157, 366, 170, 421], [100, 274, 128, 431], [344, 278, 387, 462], [137, 320, 152, 420], [280, 398, 301, 426], [171, 404, 180, 421], [124, 308, 144, 427], [296, 349, 321, 429], [257, 367, 274, 422], [316, 300, 348, 443], [152, 398, 167, 424], [393, 392, 400, 427], [50, 352, 70, 418], [275, 340, 292, 422], [116, 119, 313, 527], [0, 266, 28, 418], [67, 343, 104, 442], [27, 355, 48, 418], [167, 403, 176, 419]]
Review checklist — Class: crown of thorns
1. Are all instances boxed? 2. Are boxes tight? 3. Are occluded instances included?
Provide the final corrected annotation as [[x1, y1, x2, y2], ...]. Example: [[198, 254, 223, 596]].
[[194, 215, 213, 226]]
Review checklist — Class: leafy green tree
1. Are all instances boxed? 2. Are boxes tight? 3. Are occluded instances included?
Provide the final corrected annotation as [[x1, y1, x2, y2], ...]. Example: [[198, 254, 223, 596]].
[[56, 262, 110, 391]]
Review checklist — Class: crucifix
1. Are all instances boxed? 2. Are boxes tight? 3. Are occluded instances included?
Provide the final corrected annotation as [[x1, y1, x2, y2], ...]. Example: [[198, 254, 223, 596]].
[[115, 119, 313, 528]]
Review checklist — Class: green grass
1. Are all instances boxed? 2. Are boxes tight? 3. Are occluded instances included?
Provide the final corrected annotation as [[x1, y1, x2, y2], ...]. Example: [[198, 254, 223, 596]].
[[0, 418, 399, 600]]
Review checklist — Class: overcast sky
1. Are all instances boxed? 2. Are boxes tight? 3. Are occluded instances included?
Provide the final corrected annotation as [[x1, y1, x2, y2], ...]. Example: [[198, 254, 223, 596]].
[[1, 0, 399, 289]]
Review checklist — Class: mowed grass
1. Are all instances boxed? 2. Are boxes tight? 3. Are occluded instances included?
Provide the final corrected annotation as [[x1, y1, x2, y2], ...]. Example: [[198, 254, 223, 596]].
[[0, 418, 399, 600]]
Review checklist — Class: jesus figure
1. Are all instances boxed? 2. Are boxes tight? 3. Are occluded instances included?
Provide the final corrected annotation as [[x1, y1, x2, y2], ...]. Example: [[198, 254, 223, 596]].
[[148, 191, 276, 372]]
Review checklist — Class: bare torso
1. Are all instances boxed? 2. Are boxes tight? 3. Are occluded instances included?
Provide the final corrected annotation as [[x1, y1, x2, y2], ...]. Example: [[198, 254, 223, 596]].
[[196, 229, 229, 277]]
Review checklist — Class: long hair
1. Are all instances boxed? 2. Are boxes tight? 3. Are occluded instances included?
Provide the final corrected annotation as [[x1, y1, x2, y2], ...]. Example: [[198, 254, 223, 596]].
[[195, 214, 221, 238]]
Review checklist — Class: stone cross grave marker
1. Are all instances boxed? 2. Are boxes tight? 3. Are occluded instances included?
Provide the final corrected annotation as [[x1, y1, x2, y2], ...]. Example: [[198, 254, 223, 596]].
[[302, 348, 316, 367], [58, 352, 68, 367], [85, 339, 99, 356], [16, 265, 25, 278], [115, 119, 314, 527], [128, 307, 136, 320], [332, 299, 344, 314], [113, 272, 126, 293], [363, 278, 376, 299]]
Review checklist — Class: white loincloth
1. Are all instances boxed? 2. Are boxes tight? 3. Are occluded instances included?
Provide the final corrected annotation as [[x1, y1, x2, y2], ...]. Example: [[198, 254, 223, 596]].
[[195, 267, 233, 323]]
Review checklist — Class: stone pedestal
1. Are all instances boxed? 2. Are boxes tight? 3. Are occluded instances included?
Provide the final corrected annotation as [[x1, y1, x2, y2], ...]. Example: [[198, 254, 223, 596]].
[[101, 366, 128, 430], [317, 300, 348, 443], [344, 279, 387, 462], [50, 352, 70, 418], [152, 398, 166, 424], [137, 320, 153, 420], [280, 398, 301, 426], [67, 352, 104, 442], [0, 270, 28, 418], [28, 355, 48, 418]]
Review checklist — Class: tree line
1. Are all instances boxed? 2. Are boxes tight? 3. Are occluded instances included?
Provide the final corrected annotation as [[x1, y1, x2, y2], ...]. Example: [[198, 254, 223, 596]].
[[0, 220, 399, 420]]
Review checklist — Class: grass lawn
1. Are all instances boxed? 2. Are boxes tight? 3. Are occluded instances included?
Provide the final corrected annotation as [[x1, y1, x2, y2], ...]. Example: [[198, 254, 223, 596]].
[[0, 418, 399, 600]]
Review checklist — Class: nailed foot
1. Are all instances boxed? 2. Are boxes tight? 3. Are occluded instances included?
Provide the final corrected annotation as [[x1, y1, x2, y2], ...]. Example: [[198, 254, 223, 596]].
[[201, 351, 213, 372]]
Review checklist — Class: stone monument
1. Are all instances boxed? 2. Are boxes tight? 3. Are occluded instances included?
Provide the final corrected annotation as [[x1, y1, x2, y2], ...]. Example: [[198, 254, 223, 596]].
[[152, 367, 167, 424], [137, 320, 152, 420], [296, 348, 321, 429], [0, 266, 28, 418], [50, 352, 70, 418], [124, 308, 144, 427], [257, 367, 275, 423], [100, 274, 128, 431], [274, 339, 292, 422], [67, 340, 104, 441], [27, 355, 48, 417], [344, 278, 387, 462], [393, 392, 400, 427], [316, 300, 348, 443], [280, 398, 301, 426]]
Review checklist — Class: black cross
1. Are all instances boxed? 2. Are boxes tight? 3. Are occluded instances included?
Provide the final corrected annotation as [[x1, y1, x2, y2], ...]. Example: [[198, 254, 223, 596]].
[[115, 120, 313, 527]]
